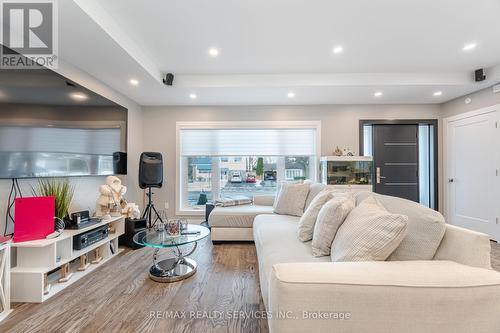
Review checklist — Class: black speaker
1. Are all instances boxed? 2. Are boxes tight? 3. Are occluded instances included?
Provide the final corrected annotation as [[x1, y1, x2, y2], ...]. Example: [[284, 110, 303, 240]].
[[119, 218, 147, 249], [163, 73, 174, 86], [113, 152, 127, 174], [139, 152, 163, 189], [475, 68, 486, 82]]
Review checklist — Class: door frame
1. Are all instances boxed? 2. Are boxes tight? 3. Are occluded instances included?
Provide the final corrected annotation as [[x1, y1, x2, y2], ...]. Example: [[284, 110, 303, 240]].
[[359, 119, 439, 210], [443, 104, 499, 222]]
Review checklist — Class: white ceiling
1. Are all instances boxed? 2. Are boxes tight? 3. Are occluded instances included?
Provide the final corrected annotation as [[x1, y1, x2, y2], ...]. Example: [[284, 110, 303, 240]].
[[56, 0, 500, 105]]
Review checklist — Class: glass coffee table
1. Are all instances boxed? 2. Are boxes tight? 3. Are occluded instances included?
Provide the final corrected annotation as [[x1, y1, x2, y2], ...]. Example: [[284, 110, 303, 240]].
[[133, 224, 210, 282]]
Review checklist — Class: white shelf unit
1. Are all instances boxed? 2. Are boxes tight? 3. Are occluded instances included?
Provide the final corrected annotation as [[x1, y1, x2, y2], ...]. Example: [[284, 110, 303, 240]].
[[11, 216, 125, 303]]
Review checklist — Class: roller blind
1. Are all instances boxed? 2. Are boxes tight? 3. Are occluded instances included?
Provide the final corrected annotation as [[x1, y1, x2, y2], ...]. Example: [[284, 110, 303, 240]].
[[180, 128, 317, 156]]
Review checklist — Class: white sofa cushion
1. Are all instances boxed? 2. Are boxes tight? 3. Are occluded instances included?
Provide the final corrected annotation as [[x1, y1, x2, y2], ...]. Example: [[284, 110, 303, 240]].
[[273, 182, 310, 217], [253, 214, 330, 308], [253, 195, 275, 206], [331, 196, 408, 262], [311, 195, 355, 257], [269, 261, 500, 333], [434, 224, 492, 269], [208, 204, 274, 228], [297, 189, 332, 242], [356, 192, 446, 260]]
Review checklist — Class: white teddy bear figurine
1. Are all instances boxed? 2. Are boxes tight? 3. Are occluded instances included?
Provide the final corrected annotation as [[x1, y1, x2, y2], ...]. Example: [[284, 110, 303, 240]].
[[96, 176, 127, 217]]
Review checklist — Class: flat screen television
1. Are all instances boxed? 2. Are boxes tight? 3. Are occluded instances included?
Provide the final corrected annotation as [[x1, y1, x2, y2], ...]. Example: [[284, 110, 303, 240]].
[[0, 47, 127, 179]]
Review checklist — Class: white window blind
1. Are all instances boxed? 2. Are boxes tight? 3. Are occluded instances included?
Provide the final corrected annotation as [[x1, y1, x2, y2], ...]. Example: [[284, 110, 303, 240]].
[[180, 128, 317, 156]]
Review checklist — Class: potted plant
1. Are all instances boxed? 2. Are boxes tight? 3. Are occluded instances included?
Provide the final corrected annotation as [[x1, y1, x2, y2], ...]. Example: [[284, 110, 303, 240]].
[[32, 178, 75, 225]]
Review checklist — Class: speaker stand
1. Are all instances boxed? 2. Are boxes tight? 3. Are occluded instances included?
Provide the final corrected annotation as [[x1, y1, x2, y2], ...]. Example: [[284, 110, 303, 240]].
[[142, 187, 164, 228]]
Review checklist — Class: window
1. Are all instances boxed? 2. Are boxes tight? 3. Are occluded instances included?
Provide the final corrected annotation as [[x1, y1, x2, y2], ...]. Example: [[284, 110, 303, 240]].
[[186, 157, 213, 206], [177, 122, 320, 214], [362, 125, 373, 157], [418, 124, 436, 209], [216, 155, 312, 202]]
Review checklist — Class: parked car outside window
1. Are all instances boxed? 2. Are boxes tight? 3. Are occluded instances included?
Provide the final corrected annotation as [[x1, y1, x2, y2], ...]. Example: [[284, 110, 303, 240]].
[[230, 171, 242, 183]]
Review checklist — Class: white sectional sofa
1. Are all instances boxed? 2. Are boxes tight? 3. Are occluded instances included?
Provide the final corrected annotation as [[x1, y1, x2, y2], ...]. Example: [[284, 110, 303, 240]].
[[209, 195, 275, 241], [209, 183, 330, 242], [208, 186, 500, 332]]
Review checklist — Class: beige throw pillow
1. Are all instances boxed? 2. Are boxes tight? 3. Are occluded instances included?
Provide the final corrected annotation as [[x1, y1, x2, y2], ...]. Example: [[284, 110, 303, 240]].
[[311, 195, 355, 257], [355, 192, 446, 260], [273, 182, 310, 217], [297, 189, 332, 242], [331, 196, 408, 262], [273, 180, 304, 209]]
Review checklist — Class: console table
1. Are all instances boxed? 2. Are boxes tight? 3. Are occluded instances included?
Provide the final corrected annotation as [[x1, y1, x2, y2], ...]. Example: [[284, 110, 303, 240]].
[[11, 216, 124, 303]]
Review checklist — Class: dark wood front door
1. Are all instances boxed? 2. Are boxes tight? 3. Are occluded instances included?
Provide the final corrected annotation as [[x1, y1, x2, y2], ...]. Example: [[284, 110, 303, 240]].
[[373, 124, 419, 202]]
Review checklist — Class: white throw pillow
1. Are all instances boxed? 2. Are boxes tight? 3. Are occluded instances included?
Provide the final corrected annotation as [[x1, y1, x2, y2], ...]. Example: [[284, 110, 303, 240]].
[[311, 195, 355, 256], [331, 196, 408, 262], [273, 182, 310, 217], [273, 180, 304, 209], [297, 189, 333, 242]]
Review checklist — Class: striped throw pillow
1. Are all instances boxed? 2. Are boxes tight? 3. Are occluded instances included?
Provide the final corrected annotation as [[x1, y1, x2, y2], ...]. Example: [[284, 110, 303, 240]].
[[311, 194, 355, 256], [331, 196, 408, 262]]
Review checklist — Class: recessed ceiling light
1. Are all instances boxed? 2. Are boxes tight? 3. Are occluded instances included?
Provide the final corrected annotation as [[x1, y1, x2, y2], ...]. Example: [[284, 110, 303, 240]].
[[374, 91, 383, 97], [433, 91, 443, 96], [287, 92, 295, 98], [129, 79, 139, 86], [332, 46, 343, 54], [189, 93, 197, 99], [208, 48, 219, 57], [463, 43, 477, 51], [70, 92, 88, 101]]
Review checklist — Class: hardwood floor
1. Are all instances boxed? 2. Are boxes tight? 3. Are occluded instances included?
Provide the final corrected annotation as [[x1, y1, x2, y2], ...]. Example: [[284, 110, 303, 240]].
[[0, 239, 268, 333], [1, 240, 500, 333]]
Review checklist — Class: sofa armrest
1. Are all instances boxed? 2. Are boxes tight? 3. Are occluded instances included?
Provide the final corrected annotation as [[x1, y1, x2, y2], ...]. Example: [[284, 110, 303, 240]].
[[253, 195, 275, 206], [268, 261, 500, 333], [433, 224, 491, 269]]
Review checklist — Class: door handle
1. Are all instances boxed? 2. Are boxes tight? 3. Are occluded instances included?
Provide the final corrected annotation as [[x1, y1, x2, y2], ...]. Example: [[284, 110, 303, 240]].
[[448, 178, 455, 183], [376, 167, 386, 184]]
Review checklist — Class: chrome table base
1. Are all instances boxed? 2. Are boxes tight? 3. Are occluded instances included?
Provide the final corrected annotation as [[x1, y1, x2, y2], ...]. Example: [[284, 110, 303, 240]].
[[149, 242, 198, 283], [149, 257, 197, 282]]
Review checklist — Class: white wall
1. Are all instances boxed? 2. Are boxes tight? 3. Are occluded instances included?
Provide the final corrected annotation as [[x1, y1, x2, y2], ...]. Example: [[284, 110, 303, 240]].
[[142, 104, 440, 218], [440, 85, 500, 119], [0, 60, 143, 235]]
